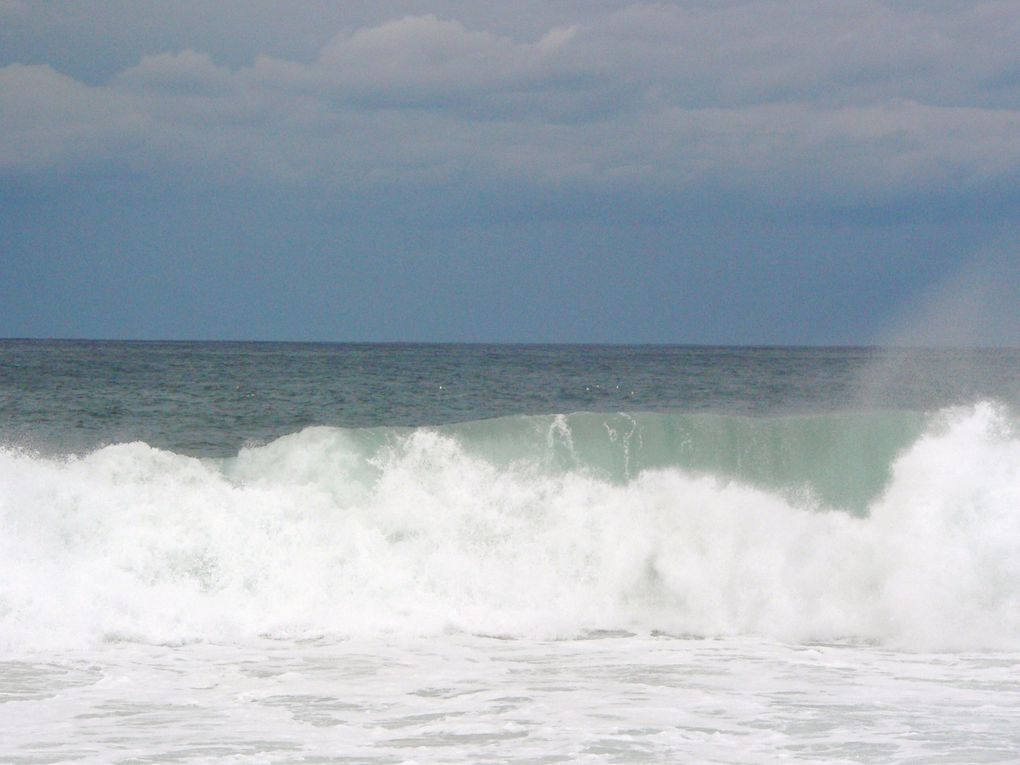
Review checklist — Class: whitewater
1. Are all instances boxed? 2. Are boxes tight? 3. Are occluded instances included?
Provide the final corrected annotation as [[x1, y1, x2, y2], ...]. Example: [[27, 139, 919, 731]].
[[1, 342, 1019, 763]]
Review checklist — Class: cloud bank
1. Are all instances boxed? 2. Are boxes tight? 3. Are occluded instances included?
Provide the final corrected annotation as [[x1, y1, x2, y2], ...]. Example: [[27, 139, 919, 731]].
[[4, 2, 1020, 218]]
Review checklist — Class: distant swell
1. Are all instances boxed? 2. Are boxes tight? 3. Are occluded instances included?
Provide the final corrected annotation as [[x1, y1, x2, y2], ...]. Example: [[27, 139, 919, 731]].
[[1, 403, 1018, 651]]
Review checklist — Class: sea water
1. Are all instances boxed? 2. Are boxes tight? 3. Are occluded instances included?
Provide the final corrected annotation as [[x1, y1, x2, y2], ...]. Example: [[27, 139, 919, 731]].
[[1, 341, 1019, 763]]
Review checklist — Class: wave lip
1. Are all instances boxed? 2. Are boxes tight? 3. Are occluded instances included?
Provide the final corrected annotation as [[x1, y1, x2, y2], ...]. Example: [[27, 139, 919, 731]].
[[0, 402, 1018, 651]]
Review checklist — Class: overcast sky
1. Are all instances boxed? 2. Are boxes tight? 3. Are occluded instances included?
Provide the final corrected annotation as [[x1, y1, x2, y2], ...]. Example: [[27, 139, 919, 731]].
[[2, 1, 1019, 344]]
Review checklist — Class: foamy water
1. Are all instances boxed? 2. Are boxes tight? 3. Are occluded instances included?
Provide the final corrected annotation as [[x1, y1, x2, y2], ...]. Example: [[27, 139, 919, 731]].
[[4, 636, 1019, 764], [2, 403, 1018, 653]]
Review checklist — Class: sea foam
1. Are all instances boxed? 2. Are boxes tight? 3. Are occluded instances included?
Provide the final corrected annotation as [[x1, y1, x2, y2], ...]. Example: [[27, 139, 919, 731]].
[[1, 402, 1018, 651]]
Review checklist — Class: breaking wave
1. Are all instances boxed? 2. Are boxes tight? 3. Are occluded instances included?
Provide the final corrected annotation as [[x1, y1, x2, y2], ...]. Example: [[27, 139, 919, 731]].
[[1, 403, 1018, 650]]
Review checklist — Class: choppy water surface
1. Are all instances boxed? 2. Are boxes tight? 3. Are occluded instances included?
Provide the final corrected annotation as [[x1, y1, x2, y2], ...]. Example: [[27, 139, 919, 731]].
[[2, 341, 1020, 763]]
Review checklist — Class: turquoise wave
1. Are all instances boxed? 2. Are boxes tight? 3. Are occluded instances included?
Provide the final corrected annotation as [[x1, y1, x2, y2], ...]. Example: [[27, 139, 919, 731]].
[[276, 410, 929, 513]]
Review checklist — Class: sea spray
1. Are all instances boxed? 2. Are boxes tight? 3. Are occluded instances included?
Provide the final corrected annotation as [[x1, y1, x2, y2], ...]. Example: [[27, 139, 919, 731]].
[[1, 403, 1018, 651]]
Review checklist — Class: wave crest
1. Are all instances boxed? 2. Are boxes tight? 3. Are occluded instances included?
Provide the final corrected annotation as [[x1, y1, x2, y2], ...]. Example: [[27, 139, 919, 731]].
[[0, 403, 1017, 650]]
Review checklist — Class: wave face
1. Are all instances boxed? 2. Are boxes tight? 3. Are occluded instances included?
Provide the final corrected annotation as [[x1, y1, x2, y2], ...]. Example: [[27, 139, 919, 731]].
[[1, 403, 1018, 651]]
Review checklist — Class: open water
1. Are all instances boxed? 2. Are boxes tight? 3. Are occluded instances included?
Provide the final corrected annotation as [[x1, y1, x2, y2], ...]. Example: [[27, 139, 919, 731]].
[[1, 341, 1019, 763]]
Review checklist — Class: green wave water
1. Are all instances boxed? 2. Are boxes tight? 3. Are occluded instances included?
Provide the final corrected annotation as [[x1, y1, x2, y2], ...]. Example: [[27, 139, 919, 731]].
[[320, 410, 928, 513]]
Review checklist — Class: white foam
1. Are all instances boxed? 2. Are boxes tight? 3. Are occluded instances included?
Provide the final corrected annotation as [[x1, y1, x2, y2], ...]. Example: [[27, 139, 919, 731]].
[[1, 403, 1018, 650]]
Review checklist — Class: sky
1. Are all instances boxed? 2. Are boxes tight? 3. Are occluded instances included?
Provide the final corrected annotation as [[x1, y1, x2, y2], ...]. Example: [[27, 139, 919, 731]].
[[2, 1, 1019, 345]]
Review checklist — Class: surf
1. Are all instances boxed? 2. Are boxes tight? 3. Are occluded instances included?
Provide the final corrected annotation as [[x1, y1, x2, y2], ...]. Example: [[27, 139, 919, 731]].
[[0, 402, 1017, 651]]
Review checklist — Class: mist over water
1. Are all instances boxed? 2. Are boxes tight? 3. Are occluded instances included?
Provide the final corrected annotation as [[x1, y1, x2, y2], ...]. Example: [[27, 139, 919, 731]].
[[881, 240, 1020, 351], [855, 238, 1020, 411]]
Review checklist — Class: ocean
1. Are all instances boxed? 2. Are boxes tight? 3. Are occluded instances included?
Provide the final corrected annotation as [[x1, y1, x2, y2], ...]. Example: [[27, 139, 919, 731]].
[[1, 340, 1019, 763]]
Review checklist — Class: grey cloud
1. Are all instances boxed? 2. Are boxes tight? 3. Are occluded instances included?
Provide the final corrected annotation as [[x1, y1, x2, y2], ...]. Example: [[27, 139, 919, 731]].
[[251, 16, 599, 121], [0, 64, 140, 171], [582, 2, 1020, 109], [114, 50, 236, 96], [0, 0, 28, 16], [2, 4, 1020, 217], [317, 15, 565, 89]]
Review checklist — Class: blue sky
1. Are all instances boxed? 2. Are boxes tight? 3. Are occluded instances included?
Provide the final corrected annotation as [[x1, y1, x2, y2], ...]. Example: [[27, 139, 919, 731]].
[[2, 1, 1018, 344]]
